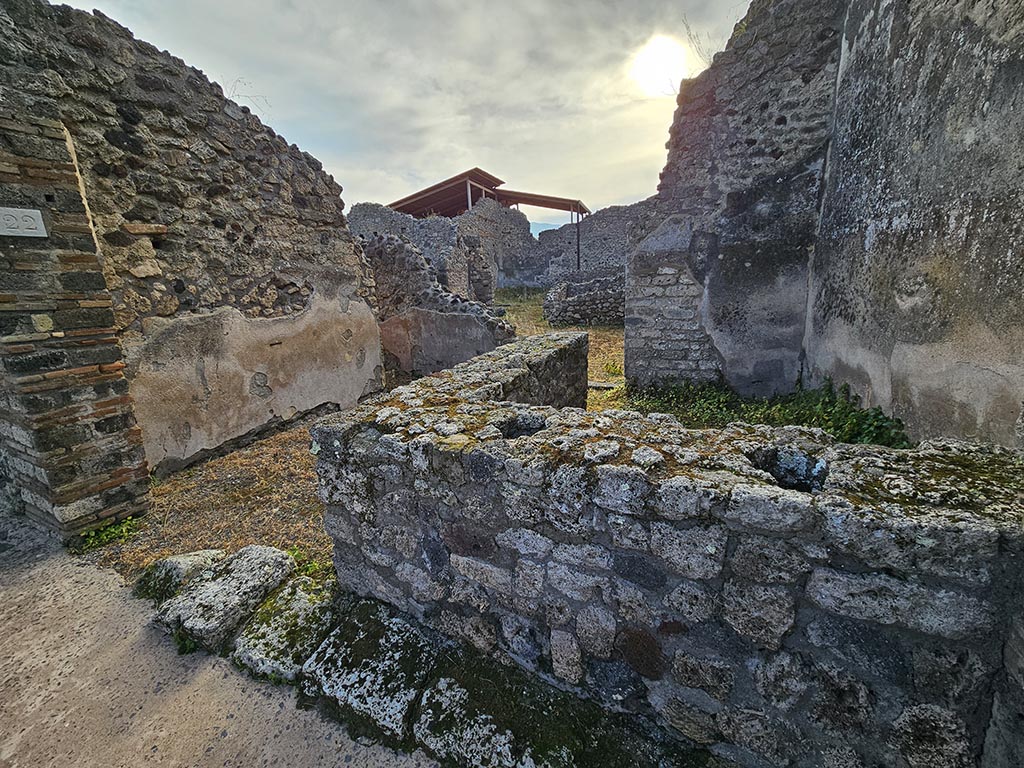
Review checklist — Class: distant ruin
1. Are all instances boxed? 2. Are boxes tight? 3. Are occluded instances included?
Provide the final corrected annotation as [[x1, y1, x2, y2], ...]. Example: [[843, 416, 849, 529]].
[[627, 0, 1024, 447]]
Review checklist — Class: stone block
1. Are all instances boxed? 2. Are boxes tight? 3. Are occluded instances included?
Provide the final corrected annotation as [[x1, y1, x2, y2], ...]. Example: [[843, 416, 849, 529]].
[[550, 629, 583, 683], [134, 548, 224, 603], [232, 576, 336, 682], [806, 568, 995, 640], [650, 522, 727, 580], [729, 534, 810, 584], [722, 484, 815, 533], [672, 651, 734, 701], [722, 581, 795, 649], [576, 603, 617, 658], [157, 545, 295, 652], [890, 705, 971, 768], [302, 600, 436, 740]]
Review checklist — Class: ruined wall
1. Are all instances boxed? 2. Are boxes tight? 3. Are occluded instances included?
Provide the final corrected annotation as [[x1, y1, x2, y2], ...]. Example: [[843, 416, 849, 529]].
[[626, 0, 845, 396], [315, 334, 1024, 768], [456, 198, 546, 289], [541, 198, 660, 281], [626, 0, 1024, 444], [0, 112, 149, 534], [349, 202, 496, 304], [806, 0, 1024, 446], [543, 269, 624, 327], [1, 0, 382, 480], [362, 234, 512, 376]]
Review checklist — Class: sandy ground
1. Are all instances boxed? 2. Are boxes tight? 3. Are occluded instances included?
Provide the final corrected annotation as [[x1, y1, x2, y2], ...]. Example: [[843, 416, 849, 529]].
[[0, 512, 435, 768]]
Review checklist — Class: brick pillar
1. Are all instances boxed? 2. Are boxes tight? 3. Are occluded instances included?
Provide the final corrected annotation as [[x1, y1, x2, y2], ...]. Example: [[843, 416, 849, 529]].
[[0, 112, 150, 536]]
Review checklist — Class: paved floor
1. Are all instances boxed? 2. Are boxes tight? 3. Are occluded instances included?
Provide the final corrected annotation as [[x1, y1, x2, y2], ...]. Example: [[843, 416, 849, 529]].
[[0, 512, 435, 768]]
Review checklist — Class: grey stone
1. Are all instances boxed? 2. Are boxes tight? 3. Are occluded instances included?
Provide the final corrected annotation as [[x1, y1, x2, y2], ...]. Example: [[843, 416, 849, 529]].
[[550, 629, 583, 684], [413, 678, 522, 767], [135, 549, 225, 603], [722, 581, 795, 649], [302, 601, 436, 740], [890, 705, 972, 768], [722, 484, 814, 534], [807, 568, 995, 640], [649, 523, 727, 580], [664, 581, 718, 624], [157, 545, 295, 652], [753, 652, 809, 710], [231, 576, 336, 682], [729, 535, 810, 584], [594, 464, 649, 514], [576, 603, 616, 658], [671, 651, 734, 701]]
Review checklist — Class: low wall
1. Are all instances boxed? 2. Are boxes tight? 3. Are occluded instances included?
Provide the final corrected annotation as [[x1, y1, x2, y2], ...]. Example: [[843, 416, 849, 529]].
[[543, 270, 624, 327], [314, 333, 1024, 768]]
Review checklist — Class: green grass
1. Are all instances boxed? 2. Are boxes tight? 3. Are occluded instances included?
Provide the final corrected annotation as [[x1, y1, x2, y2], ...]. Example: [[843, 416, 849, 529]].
[[624, 379, 913, 448]]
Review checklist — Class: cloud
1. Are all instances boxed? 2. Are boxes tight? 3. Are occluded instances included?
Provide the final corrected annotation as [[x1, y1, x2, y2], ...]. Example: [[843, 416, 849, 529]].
[[63, 0, 746, 216]]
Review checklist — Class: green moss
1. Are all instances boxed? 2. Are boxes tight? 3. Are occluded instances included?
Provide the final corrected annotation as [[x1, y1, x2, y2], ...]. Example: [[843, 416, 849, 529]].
[[134, 564, 179, 603], [420, 644, 722, 767], [836, 445, 1024, 518]]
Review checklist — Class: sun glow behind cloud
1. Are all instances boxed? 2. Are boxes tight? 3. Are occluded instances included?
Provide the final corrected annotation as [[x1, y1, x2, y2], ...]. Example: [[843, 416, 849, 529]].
[[629, 35, 694, 98]]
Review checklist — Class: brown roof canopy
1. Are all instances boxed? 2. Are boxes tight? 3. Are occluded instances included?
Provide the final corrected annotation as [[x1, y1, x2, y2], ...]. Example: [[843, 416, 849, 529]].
[[388, 167, 590, 219]]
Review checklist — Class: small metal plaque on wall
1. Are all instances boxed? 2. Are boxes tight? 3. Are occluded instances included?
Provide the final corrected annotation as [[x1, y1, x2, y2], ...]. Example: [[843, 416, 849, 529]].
[[0, 207, 48, 238]]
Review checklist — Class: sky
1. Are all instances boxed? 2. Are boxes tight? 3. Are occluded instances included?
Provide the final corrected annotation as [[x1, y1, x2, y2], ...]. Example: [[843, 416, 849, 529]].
[[64, 0, 748, 225]]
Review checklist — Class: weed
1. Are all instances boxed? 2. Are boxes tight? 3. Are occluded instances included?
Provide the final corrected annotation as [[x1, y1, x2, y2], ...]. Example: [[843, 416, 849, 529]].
[[72, 516, 139, 554], [627, 379, 912, 448]]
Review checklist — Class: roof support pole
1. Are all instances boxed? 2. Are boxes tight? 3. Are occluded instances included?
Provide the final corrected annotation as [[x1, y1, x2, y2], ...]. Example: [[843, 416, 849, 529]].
[[466, 179, 472, 212], [575, 204, 581, 271]]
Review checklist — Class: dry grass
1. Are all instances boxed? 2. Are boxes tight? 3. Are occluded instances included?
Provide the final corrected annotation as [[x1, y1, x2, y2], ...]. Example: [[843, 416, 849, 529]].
[[495, 287, 625, 388], [89, 420, 331, 579]]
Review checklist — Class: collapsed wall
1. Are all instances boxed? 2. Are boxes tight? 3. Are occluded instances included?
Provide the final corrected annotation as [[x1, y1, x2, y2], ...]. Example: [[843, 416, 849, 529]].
[[348, 202, 496, 305], [361, 234, 512, 376], [626, 0, 1024, 446], [314, 333, 1024, 768], [1, 0, 381, 531], [807, 0, 1024, 447], [456, 198, 545, 289]]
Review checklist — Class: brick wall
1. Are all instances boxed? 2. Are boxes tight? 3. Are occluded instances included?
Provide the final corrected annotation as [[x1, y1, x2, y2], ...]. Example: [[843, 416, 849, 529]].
[[0, 113, 149, 534]]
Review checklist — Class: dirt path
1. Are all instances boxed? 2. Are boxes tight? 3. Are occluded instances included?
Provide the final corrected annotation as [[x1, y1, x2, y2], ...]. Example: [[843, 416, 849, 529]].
[[0, 513, 435, 768]]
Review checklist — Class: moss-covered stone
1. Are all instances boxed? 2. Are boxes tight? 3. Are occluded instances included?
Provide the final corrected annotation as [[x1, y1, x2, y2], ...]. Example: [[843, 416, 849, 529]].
[[232, 575, 337, 682], [416, 643, 723, 768], [301, 600, 437, 742], [134, 549, 225, 604]]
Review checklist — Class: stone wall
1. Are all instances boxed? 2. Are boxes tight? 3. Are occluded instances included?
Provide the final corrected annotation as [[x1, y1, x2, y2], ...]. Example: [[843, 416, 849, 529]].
[[806, 0, 1024, 446], [626, 0, 844, 397], [1, 0, 382, 521], [541, 198, 660, 281], [314, 334, 1024, 768], [457, 198, 546, 289], [0, 112, 150, 534], [543, 269, 624, 327], [625, 0, 1024, 444], [362, 234, 512, 376]]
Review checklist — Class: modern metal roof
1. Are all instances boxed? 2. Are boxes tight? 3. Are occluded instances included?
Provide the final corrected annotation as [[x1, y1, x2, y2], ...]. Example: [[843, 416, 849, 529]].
[[388, 168, 590, 218]]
